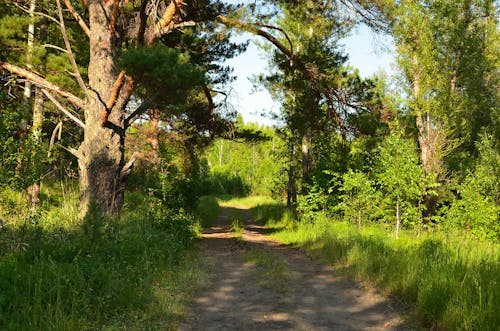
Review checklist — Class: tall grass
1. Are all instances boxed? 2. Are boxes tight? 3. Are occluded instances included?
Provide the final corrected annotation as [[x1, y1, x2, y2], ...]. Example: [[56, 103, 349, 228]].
[[253, 200, 500, 330], [196, 195, 220, 228], [0, 183, 208, 330]]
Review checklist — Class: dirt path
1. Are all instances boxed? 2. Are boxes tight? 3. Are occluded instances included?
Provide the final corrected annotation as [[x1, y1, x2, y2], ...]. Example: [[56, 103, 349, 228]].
[[180, 206, 414, 331]]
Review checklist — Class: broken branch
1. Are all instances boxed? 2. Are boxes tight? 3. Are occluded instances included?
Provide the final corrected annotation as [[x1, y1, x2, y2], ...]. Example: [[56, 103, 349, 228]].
[[1, 62, 84, 108], [147, 0, 185, 46], [101, 70, 126, 126], [125, 94, 158, 128]]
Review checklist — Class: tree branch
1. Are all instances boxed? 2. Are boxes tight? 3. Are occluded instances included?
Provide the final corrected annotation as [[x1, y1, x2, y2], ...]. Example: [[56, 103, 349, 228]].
[[101, 70, 126, 126], [1, 62, 84, 108], [124, 94, 158, 128], [58, 143, 83, 159], [62, 0, 90, 38], [120, 152, 138, 180], [217, 15, 293, 59], [48, 121, 63, 157], [56, 0, 87, 92], [136, 0, 148, 46], [147, 0, 185, 46], [41, 89, 85, 128], [41, 43, 68, 53], [13, 3, 60, 25], [110, 0, 120, 34]]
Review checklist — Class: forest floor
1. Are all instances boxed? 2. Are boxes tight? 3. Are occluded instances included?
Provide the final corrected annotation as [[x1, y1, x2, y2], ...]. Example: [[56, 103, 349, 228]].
[[180, 204, 415, 331]]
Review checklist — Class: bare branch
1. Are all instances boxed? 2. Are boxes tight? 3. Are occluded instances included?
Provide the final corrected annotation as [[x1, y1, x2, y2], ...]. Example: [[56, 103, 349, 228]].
[[137, 0, 148, 46], [41, 43, 68, 53], [58, 143, 83, 159], [254, 23, 294, 59], [63, 0, 91, 38], [217, 16, 293, 58], [1, 61, 84, 108], [13, 3, 60, 25], [120, 152, 138, 180], [56, 0, 87, 92], [48, 121, 63, 157], [41, 89, 85, 128]]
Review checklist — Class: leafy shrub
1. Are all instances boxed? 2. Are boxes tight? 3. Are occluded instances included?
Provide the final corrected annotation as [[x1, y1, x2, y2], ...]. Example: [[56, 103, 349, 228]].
[[447, 134, 500, 240], [337, 170, 381, 226]]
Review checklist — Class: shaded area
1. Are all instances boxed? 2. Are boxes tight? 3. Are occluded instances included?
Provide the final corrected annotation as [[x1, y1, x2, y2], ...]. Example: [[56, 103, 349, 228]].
[[181, 206, 413, 330]]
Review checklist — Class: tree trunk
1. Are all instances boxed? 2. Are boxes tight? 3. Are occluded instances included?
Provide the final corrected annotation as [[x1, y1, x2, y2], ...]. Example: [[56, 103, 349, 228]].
[[78, 1, 126, 217], [412, 56, 440, 219], [25, 0, 41, 210], [395, 201, 400, 239], [301, 130, 311, 186], [287, 142, 297, 208]]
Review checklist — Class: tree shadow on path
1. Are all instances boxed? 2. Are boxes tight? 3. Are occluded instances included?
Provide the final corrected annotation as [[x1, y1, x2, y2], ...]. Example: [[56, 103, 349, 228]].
[[180, 206, 415, 331]]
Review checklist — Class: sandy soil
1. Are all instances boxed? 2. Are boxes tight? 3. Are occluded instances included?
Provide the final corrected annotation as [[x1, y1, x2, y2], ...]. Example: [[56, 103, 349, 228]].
[[179, 206, 415, 331]]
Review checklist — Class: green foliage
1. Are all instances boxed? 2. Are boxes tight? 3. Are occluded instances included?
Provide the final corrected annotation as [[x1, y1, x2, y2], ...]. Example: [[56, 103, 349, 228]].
[[375, 122, 424, 228], [196, 195, 220, 228], [0, 93, 48, 190], [0, 185, 205, 330], [119, 44, 205, 106], [447, 134, 500, 240], [204, 122, 284, 197], [337, 170, 380, 225], [296, 182, 327, 221]]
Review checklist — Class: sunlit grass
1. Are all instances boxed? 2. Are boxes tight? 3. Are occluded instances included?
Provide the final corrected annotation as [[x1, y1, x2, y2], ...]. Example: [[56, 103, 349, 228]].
[[217, 195, 276, 209], [0, 182, 208, 330]]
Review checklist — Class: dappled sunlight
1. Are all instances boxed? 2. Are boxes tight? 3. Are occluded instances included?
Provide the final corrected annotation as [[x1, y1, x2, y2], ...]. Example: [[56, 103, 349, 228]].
[[181, 202, 413, 330]]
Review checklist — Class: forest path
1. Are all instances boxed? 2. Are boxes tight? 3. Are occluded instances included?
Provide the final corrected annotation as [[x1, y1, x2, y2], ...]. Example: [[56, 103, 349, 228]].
[[179, 205, 413, 331]]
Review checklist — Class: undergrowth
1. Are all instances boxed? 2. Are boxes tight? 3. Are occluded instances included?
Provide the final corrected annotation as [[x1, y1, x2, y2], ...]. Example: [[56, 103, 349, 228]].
[[0, 183, 208, 330]]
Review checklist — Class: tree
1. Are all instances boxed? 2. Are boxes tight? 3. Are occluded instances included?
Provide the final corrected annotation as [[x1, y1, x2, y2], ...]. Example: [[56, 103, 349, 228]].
[[376, 121, 424, 238], [1, 0, 242, 218], [254, 0, 385, 206]]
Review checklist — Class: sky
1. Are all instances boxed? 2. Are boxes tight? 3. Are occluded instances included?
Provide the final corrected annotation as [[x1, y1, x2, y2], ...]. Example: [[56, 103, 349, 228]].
[[221, 23, 396, 126]]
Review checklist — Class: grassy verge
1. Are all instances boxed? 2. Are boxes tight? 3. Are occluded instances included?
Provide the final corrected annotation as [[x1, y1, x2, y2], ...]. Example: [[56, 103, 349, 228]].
[[251, 199, 500, 331], [0, 184, 208, 330]]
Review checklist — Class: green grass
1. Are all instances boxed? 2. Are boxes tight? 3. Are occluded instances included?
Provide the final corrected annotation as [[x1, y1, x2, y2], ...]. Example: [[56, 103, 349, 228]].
[[196, 195, 220, 228], [218, 195, 276, 209], [228, 210, 244, 238], [244, 249, 293, 292], [249, 199, 500, 331], [0, 183, 208, 330]]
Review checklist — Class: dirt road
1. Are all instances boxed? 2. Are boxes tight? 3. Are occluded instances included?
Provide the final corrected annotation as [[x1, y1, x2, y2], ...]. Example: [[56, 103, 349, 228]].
[[180, 206, 413, 331]]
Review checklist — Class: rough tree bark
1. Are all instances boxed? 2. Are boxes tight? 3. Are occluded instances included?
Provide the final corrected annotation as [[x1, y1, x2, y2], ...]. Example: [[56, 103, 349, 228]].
[[77, 1, 126, 217]]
